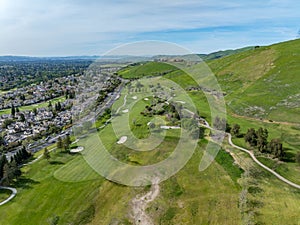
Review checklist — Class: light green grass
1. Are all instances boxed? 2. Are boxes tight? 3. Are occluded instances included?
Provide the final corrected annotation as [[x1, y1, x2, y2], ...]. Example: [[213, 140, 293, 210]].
[[209, 39, 300, 123], [0, 151, 104, 225]]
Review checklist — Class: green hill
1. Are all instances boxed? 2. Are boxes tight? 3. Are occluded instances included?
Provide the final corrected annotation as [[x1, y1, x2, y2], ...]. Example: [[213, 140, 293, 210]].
[[117, 61, 178, 79], [1, 40, 300, 225], [209, 39, 300, 123]]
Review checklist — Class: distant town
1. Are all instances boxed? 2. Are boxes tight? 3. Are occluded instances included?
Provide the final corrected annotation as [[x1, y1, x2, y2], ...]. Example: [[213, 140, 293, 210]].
[[0, 59, 123, 158]]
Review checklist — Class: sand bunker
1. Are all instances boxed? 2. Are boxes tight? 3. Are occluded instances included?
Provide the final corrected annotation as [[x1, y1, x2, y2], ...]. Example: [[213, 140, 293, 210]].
[[176, 101, 186, 104], [132, 96, 138, 100], [122, 109, 129, 113], [117, 136, 128, 144], [144, 98, 149, 101], [70, 146, 84, 153], [160, 126, 180, 130]]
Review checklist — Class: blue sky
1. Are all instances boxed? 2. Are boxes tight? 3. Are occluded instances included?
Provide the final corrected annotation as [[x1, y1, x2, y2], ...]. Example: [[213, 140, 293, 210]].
[[0, 0, 299, 56]]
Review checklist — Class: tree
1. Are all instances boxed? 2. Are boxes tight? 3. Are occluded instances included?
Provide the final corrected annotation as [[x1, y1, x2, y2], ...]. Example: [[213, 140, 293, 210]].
[[20, 146, 31, 161], [256, 127, 268, 153], [10, 159, 21, 178], [0, 135, 5, 146], [11, 104, 15, 117], [63, 135, 71, 151], [231, 124, 240, 137], [43, 147, 50, 161], [1, 160, 20, 185], [2, 163, 12, 185], [32, 108, 37, 115], [56, 137, 63, 150], [55, 102, 62, 111], [0, 154, 8, 180], [268, 139, 284, 159], [20, 113, 26, 122], [244, 128, 257, 147]]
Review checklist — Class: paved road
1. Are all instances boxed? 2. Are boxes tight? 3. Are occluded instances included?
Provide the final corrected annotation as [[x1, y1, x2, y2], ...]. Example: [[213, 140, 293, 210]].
[[0, 186, 17, 206]]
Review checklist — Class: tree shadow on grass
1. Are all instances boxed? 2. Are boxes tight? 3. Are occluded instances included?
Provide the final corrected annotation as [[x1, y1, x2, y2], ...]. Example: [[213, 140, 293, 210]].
[[49, 161, 65, 165], [282, 149, 296, 163], [13, 177, 40, 189]]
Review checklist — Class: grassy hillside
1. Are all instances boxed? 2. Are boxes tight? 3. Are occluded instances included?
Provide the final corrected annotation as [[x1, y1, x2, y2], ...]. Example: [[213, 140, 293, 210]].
[[117, 61, 178, 79], [209, 39, 300, 123], [198, 46, 255, 61], [114, 44, 300, 190], [1, 40, 300, 224], [118, 39, 300, 124]]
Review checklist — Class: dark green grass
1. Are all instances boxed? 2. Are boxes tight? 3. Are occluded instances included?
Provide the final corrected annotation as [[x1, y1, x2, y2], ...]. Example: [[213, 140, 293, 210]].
[[215, 149, 244, 184], [118, 62, 177, 79]]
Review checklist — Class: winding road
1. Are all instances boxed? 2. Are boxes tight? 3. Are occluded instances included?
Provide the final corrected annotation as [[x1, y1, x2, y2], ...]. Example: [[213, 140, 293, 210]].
[[227, 133, 300, 190], [200, 122, 300, 190]]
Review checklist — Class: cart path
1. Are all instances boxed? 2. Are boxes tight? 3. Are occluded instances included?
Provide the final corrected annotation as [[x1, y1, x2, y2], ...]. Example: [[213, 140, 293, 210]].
[[0, 186, 17, 206], [201, 122, 300, 190]]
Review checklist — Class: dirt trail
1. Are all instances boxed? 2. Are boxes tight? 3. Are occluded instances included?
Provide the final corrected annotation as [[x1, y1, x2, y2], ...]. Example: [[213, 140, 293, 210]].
[[131, 178, 160, 225], [231, 113, 299, 126]]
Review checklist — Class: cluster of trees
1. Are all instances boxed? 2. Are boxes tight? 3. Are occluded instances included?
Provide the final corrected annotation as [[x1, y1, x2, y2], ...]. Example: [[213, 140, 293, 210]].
[[141, 98, 181, 120], [10, 147, 32, 165], [244, 127, 285, 159], [47, 100, 72, 113], [65, 89, 76, 99], [43, 136, 72, 162], [0, 147, 31, 185], [213, 117, 288, 161], [0, 156, 20, 185], [56, 136, 72, 152], [53, 102, 62, 112]]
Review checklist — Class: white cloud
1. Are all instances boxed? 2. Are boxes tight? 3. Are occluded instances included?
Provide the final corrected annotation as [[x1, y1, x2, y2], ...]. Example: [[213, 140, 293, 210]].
[[0, 0, 299, 55]]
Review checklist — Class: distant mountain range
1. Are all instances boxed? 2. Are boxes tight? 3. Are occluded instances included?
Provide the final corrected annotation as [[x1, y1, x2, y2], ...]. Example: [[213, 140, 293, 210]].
[[0, 46, 255, 62]]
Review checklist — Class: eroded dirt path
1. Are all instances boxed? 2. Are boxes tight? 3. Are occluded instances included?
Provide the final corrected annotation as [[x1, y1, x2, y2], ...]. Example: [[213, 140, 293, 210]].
[[131, 178, 160, 225]]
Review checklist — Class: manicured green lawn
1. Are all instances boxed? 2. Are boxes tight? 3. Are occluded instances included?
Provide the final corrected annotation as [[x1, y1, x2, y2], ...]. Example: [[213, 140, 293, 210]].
[[0, 151, 104, 225], [0, 189, 11, 203]]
